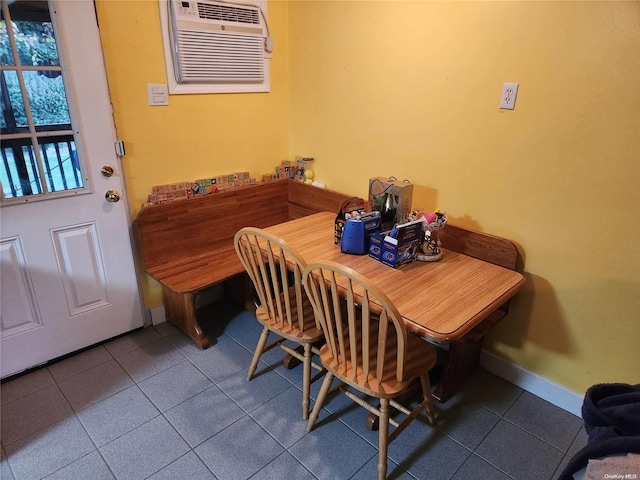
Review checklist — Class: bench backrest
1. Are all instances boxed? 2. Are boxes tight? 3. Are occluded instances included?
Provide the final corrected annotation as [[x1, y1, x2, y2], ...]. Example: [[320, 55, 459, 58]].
[[440, 224, 521, 319], [440, 224, 520, 271], [135, 181, 289, 271], [135, 177, 521, 294], [287, 180, 356, 219], [135, 179, 356, 272]]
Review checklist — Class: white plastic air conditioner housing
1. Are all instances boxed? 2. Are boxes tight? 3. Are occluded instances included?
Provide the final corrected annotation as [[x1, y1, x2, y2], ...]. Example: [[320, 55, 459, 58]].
[[159, 0, 270, 94]]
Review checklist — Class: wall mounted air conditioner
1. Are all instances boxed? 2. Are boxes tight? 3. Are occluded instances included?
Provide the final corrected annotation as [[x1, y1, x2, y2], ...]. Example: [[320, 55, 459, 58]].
[[159, 0, 271, 94]]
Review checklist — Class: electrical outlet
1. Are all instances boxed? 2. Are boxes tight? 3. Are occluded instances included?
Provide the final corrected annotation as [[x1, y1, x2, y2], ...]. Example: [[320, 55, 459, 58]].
[[499, 83, 519, 110]]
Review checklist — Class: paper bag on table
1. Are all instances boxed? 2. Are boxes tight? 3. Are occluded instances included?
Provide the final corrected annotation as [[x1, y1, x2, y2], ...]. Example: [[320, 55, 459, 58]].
[[368, 177, 413, 230]]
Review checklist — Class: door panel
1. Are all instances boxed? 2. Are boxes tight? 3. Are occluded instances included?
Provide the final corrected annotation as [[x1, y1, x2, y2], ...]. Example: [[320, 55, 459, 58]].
[[0, 236, 41, 334], [51, 222, 110, 315], [0, 0, 144, 378]]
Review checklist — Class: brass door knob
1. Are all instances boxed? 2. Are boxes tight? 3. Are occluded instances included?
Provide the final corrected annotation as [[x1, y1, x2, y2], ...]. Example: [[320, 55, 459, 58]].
[[105, 190, 120, 202], [101, 165, 114, 177]]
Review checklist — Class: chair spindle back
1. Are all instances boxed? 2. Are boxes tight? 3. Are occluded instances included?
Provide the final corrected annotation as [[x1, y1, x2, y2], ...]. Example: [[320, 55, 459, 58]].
[[303, 261, 409, 391], [235, 228, 314, 333]]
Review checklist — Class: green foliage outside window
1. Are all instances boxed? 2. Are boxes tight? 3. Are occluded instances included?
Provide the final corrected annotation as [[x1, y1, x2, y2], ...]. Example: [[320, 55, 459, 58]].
[[1, 18, 68, 129]]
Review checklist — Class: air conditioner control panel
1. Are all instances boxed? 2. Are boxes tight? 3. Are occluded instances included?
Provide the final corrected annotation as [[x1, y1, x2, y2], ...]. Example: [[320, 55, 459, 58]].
[[176, 1, 198, 17]]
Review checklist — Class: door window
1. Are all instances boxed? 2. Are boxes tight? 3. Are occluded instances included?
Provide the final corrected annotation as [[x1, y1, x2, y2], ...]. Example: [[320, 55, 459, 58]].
[[0, 0, 86, 203]]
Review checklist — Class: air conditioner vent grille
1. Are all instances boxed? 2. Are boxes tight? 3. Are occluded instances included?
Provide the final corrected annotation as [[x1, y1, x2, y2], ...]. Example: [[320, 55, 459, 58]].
[[176, 31, 264, 83], [197, 2, 260, 25]]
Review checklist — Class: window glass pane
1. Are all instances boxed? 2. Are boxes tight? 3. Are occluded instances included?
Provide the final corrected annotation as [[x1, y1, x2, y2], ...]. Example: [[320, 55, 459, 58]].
[[0, 18, 14, 65], [39, 136, 82, 192], [23, 70, 70, 128], [0, 139, 43, 198], [1, 0, 85, 203], [1, 70, 27, 131], [7, 0, 59, 68]]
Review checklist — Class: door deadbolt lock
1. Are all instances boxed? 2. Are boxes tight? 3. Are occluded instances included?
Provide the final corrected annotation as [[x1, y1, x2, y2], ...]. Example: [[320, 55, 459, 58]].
[[101, 165, 114, 177], [105, 190, 120, 203]]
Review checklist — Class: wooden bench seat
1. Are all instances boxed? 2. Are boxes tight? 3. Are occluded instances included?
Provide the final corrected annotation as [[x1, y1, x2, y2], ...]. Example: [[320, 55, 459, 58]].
[[135, 179, 352, 348]]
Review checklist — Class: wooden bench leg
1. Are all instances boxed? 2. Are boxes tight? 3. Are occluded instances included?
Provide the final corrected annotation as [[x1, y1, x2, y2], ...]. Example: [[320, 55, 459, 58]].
[[162, 288, 211, 349]]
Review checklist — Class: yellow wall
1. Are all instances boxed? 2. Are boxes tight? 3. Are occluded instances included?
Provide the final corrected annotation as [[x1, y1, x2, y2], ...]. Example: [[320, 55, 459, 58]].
[[95, 0, 290, 305], [96, 0, 640, 396], [288, 1, 640, 394]]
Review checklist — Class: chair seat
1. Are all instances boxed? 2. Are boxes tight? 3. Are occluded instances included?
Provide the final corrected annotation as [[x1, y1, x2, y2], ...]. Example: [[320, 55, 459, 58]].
[[319, 327, 437, 399], [256, 295, 323, 344]]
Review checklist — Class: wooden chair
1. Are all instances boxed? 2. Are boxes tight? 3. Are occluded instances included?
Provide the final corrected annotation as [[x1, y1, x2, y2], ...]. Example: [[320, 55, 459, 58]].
[[234, 227, 324, 419], [303, 260, 438, 480]]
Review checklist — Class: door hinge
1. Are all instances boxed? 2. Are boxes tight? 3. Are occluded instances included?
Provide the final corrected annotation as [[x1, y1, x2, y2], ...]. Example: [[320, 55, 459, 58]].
[[115, 141, 126, 157]]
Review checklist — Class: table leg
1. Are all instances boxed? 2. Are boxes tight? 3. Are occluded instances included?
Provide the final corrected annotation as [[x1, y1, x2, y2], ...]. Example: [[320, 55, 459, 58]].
[[432, 336, 483, 402]]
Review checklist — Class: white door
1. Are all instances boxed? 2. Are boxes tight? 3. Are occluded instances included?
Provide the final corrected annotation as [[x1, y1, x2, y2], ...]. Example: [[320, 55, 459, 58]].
[[0, 0, 144, 378]]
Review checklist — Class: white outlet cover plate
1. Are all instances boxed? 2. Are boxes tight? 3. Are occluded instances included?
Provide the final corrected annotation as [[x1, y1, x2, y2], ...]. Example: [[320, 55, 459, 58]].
[[500, 82, 519, 110]]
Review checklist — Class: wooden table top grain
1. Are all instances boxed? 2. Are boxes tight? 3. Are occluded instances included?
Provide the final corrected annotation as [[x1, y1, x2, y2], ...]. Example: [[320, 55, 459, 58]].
[[264, 212, 526, 343]]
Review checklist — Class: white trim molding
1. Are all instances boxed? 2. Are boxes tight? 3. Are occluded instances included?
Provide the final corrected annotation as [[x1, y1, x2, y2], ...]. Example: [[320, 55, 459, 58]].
[[149, 305, 166, 325], [480, 351, 584, 417]]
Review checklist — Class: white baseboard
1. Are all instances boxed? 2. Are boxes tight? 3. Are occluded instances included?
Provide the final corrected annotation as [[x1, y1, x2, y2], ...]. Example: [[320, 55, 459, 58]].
[[480, 350, 584, 417], [149, 305, 166, 325]]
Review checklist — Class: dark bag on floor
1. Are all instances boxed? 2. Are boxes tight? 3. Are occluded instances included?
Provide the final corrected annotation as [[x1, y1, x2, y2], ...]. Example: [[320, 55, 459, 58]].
[[558, 383, 640, 480]]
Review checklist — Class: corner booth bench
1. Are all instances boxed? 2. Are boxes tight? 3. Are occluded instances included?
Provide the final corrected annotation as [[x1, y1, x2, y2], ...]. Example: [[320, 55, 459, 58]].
[[134, 180, 352, 348], [135, 179, 521, 402]]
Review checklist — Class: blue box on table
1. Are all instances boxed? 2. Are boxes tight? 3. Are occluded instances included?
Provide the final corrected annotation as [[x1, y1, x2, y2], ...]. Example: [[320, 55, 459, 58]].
[[341, 212, 381, 255], [368, 220, 423, 268]]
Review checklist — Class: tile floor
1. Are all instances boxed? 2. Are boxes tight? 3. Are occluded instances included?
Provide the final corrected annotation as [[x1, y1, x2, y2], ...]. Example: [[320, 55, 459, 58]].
[[1, 301, 587, 480]]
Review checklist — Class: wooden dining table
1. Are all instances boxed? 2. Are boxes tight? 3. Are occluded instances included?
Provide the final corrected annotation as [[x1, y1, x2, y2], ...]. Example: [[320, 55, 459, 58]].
[[263, 211, 526, 401]]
